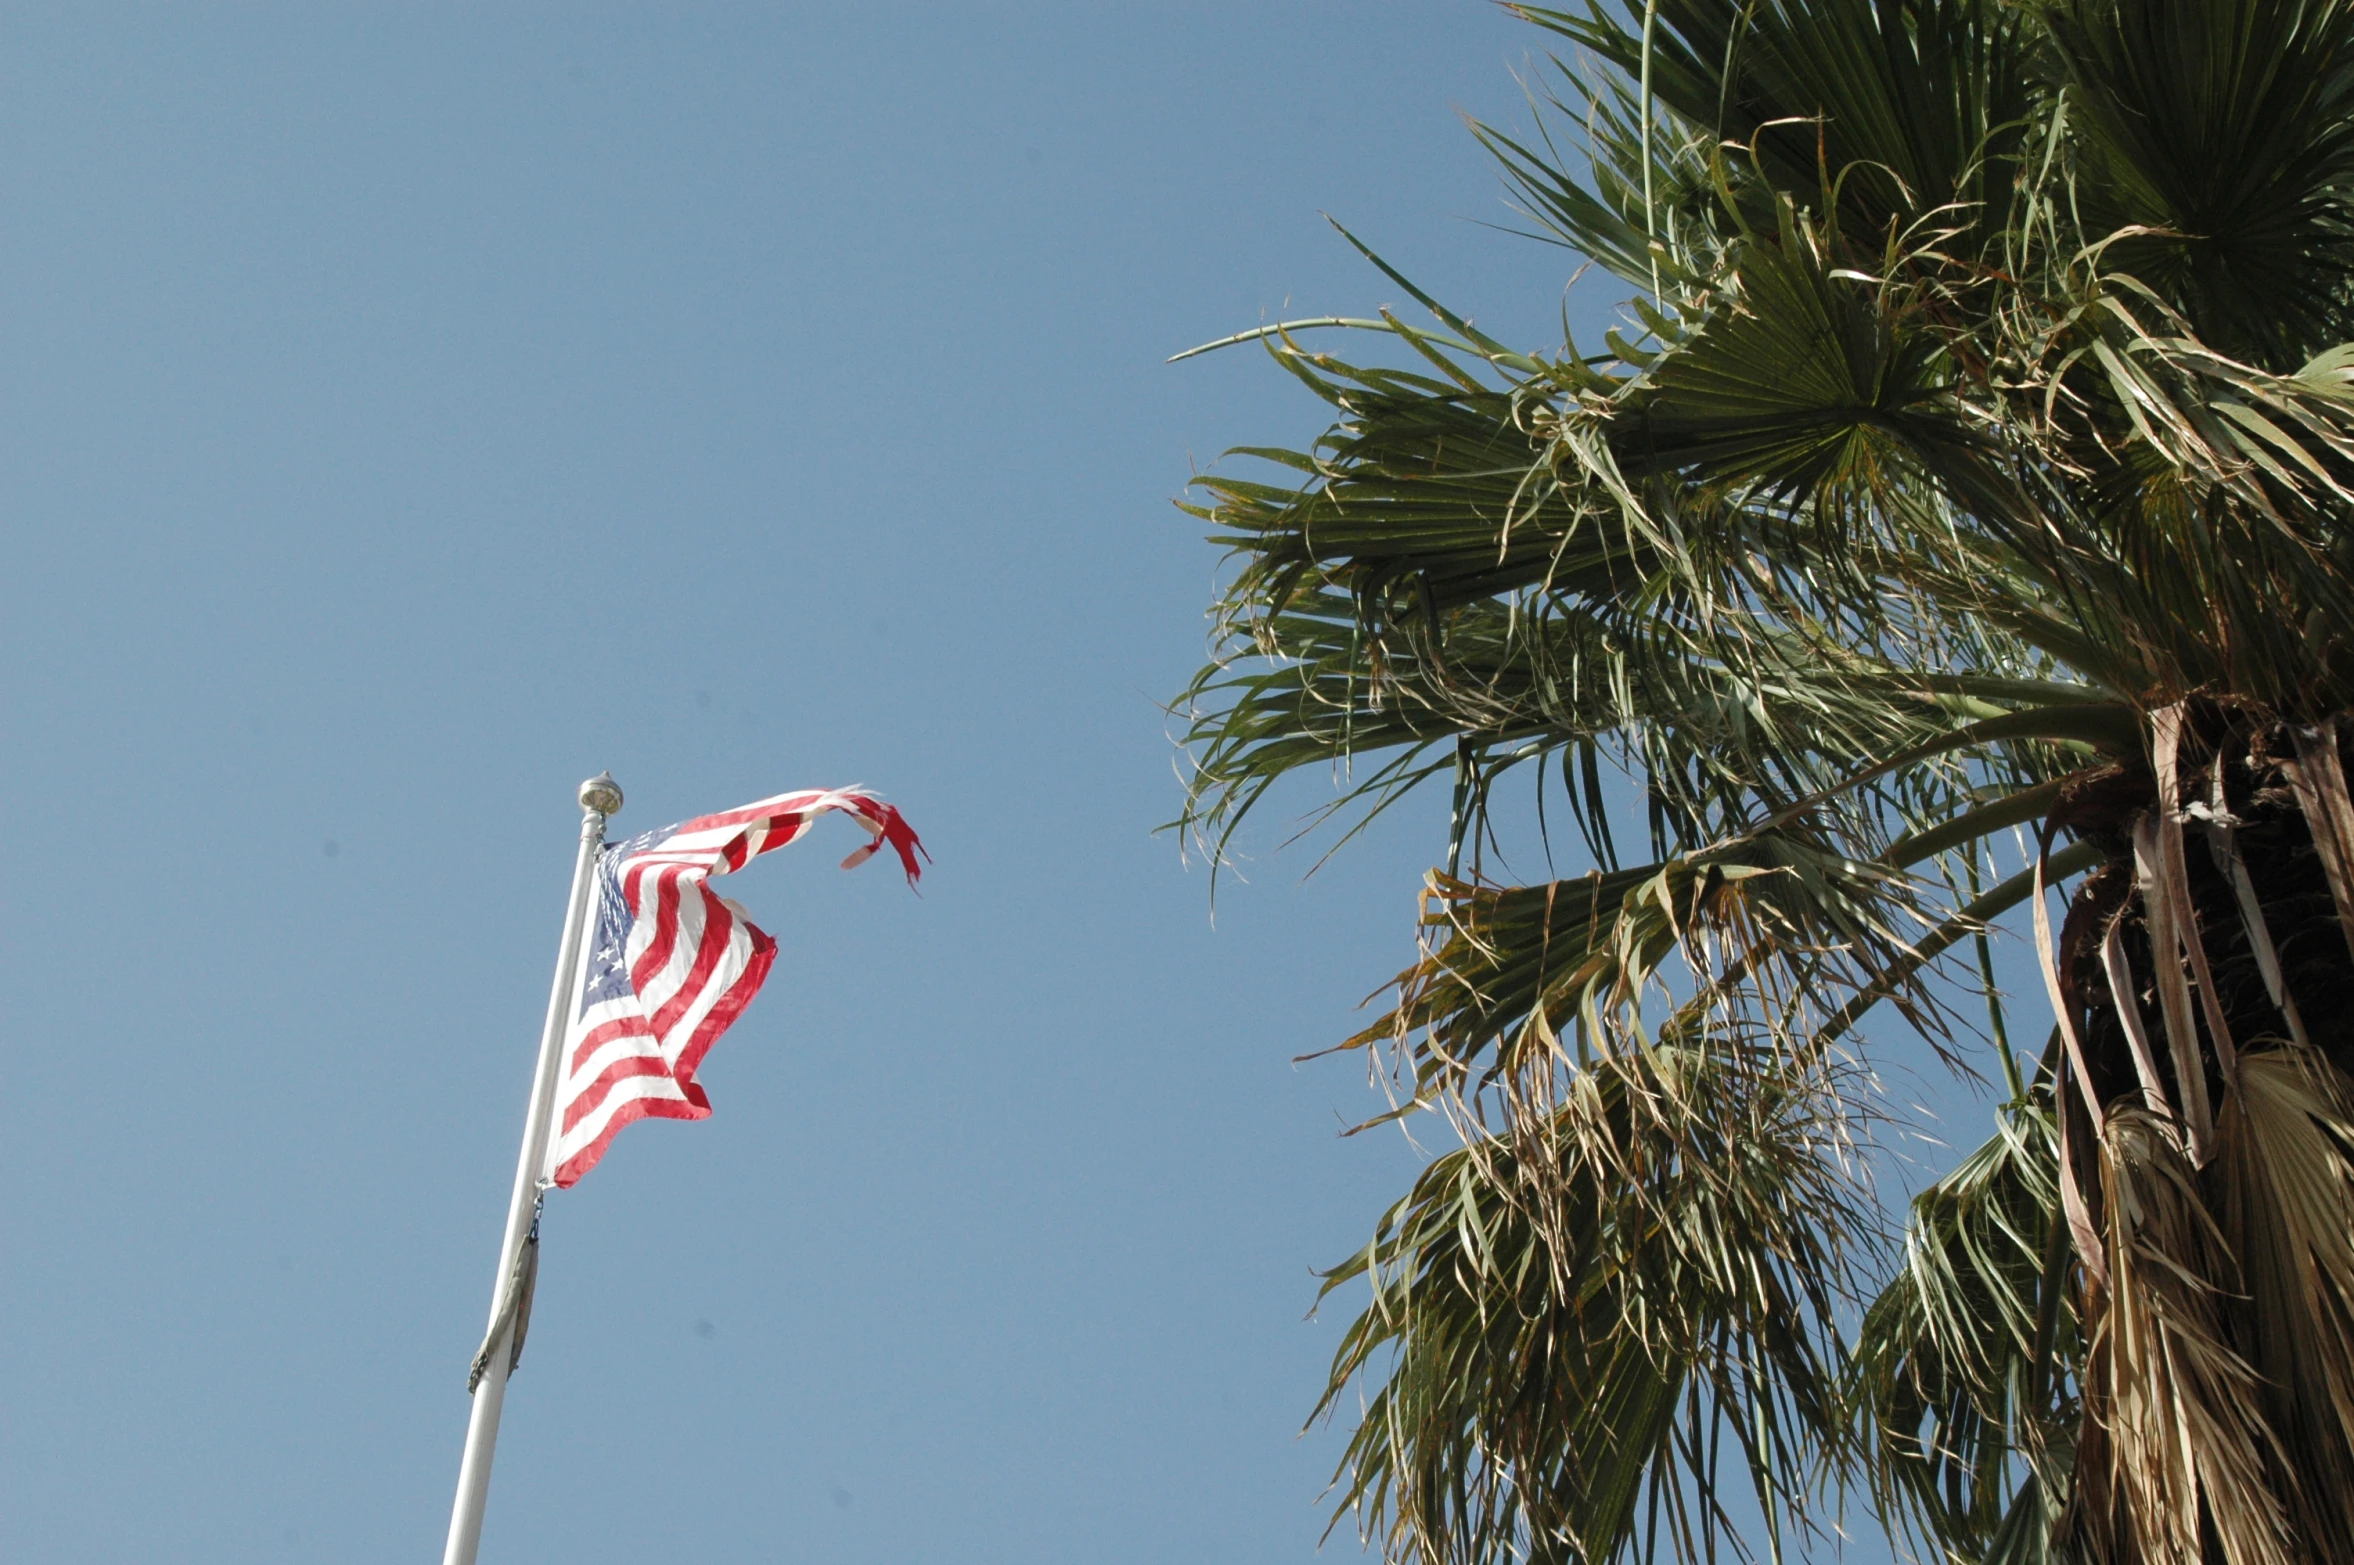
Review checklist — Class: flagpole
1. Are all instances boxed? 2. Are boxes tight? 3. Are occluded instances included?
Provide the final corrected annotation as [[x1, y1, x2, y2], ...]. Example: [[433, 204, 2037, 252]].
[[440, 771, 623, 1565]]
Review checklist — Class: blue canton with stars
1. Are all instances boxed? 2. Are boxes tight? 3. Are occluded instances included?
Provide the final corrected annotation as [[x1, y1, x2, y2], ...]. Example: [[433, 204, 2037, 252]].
[[578, 828, 675, 1019]]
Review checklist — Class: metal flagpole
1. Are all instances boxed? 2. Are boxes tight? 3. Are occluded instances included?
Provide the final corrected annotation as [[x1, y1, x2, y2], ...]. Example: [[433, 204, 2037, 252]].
[[440, 771, 623, 1565]]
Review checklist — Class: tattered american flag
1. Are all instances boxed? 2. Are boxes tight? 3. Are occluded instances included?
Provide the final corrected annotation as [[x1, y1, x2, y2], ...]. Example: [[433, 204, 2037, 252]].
[[545, 788, 925, 1189]]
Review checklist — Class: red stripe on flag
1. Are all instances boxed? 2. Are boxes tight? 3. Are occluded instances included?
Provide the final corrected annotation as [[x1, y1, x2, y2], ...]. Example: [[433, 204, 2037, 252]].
[[569, 1012, 657, 1073], [672, 923, 777, 1090], [647, 892, 736, 1042], [561, 1053, 687, 1135], [551, 1092, 709, 1189], [633, 864, 689, 988]]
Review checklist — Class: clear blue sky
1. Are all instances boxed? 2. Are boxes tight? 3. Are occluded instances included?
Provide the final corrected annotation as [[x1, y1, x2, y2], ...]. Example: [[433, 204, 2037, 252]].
[[1, 7, 1975, 1563], [0, 6, 1563, 1561]]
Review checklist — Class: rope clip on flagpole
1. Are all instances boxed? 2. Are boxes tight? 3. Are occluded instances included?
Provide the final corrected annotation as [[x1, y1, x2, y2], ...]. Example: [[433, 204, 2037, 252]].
[[440, 772, 620, 1565]]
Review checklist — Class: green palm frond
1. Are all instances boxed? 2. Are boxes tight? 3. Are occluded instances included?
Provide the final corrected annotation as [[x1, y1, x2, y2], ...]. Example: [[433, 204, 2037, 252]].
[[1851, 1097, 2080, 1554], [2047, 0, 2354, 369], [1496, 0, 2040, 274], [1316, 1039, 1871, 1565], [1171, 2, 2354, 1560]]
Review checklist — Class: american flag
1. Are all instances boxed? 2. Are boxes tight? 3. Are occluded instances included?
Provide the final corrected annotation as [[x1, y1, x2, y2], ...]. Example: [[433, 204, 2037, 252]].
[[544, 788, 925, 1189]]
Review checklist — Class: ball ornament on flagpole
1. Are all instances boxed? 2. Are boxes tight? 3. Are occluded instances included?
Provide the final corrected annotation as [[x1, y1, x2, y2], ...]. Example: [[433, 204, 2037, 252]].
[[578, 772, 623, 817]]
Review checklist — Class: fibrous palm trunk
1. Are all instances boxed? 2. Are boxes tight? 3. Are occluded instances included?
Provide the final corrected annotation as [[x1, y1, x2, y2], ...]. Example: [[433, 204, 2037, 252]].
[[2047, 708, 2354, 1564]]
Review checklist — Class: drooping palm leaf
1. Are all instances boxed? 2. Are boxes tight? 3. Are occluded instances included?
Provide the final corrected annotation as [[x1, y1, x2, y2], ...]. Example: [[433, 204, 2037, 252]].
[[1851, 1097, 2078, 1555], [1316, 1039, 1870, 1565]]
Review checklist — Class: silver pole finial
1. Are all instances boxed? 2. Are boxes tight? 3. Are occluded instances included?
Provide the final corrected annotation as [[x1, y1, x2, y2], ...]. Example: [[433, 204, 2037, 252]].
[[579, 772, 623, 817]]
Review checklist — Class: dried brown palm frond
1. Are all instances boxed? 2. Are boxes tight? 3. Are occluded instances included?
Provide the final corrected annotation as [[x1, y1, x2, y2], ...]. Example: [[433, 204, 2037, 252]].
[[2208, 1048, 2354, 1564], [2066, 1108, 2291, 1565]]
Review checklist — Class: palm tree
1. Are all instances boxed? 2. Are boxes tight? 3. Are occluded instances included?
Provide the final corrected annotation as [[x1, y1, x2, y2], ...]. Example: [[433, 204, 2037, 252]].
[[1173, 4, 2354, 1563]]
